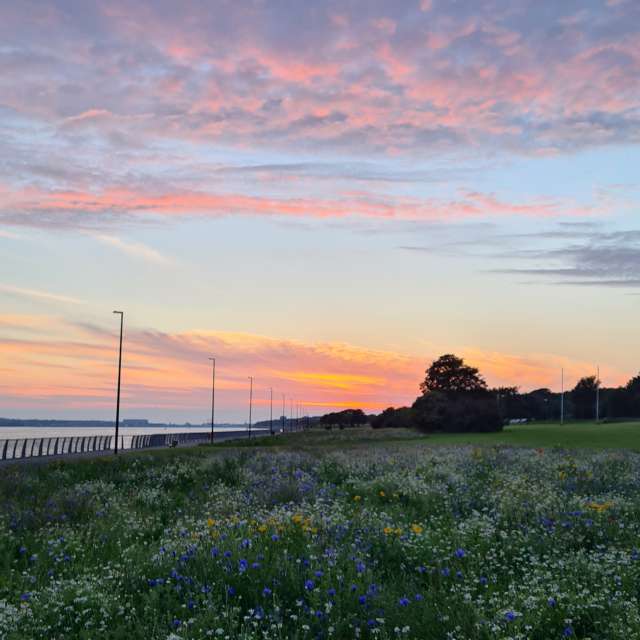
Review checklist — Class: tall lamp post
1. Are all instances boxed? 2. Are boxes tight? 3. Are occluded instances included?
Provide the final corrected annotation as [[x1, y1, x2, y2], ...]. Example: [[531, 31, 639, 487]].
[[596, 365, 600, 422], [208, 357, 216, 443], [112, 310, 124, 455], [269, 387, 274, 435], [248, 376, 253, 439], [560, 368, 565, 424], [282, 394, 286, 433]]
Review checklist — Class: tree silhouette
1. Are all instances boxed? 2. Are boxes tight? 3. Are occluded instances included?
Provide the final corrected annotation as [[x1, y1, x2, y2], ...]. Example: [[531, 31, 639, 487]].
[[420, 354, 487, 395], [571, 376, 598, 420]]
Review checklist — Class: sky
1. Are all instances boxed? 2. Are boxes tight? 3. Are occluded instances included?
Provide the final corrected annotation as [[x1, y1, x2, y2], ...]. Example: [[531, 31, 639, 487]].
[[1, 0, 639, 422]]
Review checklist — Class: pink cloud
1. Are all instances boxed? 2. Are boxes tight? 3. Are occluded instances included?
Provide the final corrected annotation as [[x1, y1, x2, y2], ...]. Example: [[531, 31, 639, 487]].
[[3, 184, 594, 225]]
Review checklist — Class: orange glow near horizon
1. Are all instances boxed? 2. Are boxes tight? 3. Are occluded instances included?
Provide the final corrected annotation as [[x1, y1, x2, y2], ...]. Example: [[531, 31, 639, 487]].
[[0, 314, 634, 421]]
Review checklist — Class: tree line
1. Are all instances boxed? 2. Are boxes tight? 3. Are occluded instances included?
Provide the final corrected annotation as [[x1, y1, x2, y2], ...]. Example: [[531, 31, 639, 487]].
[[315, 354, 640, 433]]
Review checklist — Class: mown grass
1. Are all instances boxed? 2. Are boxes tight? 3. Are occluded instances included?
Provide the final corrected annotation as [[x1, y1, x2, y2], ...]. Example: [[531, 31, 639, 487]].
[[215, 420, 640, 452]]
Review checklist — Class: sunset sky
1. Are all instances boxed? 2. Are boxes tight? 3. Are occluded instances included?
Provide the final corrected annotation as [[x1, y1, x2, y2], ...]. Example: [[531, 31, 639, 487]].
[[1, 0, 639, 422]]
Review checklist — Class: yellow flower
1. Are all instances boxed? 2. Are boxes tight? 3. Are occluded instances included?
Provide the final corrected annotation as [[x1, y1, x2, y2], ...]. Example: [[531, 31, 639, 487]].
[[379, 490, 386, 497], [383, 526, 394, 535], [292, 514, 303, 524], [353, 495, 362, 502], [394, 528, 402, 536], [587, 501, 613, 513], [558, 471, 567, 480], [411, 524, 423, 535], [207, 517, 216, 527], [257, 524, 267, 533]]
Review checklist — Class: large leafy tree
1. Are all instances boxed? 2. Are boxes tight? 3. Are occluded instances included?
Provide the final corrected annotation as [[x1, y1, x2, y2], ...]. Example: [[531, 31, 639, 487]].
[[420, 354, 487, 395], [414, 354, 502, 433], [571, 376, 598, 420]]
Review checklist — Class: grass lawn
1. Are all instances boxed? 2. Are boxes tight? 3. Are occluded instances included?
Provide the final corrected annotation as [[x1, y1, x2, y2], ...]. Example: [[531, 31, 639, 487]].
[[218, 420, 640, 452]]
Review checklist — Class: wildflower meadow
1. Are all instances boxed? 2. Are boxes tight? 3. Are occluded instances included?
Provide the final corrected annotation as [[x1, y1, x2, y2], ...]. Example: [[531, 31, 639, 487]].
[[1, 435, 639, 639]]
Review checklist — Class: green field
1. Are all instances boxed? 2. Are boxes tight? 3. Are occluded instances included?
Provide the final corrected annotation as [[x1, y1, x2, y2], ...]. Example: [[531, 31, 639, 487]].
[[226, 420, 640, 452], [2, 423, 640, 639]]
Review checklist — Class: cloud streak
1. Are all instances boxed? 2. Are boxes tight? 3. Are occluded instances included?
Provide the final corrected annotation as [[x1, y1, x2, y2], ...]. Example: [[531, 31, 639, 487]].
[[0, 284, 84, 305]]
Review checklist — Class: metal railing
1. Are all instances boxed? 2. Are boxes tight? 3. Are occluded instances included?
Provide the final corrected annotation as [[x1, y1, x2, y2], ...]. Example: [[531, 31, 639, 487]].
[[0, 431, 213, 461]]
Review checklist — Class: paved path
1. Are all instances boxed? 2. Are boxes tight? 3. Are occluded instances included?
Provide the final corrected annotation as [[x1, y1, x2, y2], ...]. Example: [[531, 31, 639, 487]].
[[0, 430, 279, 468]]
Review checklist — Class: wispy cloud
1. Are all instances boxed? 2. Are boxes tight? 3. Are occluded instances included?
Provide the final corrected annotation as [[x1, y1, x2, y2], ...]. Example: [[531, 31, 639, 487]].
[[89, 233, 172, 265], [0, 284, 84, 305]]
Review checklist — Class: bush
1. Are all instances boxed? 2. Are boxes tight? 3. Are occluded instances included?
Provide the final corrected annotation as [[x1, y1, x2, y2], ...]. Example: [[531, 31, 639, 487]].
[[412, 390, 503, 433], [370, 407, 414, 429]]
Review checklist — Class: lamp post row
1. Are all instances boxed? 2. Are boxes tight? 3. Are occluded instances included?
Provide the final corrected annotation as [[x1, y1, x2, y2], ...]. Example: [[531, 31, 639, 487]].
[[110, 312, 313, 454]]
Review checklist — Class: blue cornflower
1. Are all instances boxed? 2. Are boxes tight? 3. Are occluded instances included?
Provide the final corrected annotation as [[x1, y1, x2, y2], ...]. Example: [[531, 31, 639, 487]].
[[223, 550, 232, 558], [454, 548, 466, 559], [398, 596, 410, 607], [20, 593, 30, 601], [414, 593, 424, 601], [239, 559, 248, 572], [227, 586, 236, 596], [358, 595, 367, 605], [356, 561, 365, 573], [241, 538, 251, 549], [479, 576, 488, 586], [547, 597, 557, 607], [263, 586, 272, 596], [304, 579, 315, 591], [18, 546, 27, 555], [315, 570, 324, 578], [367, 619, 377, 628], [563, 626, 573, 637], [210, 547, 219, 557], [505, 611, 516, 622], [327, 587, 336, 597], [251, 562, 260, 569], [172, 619, 181, 628], [271, 534, 279, 542], [441, 567, 450, 577]]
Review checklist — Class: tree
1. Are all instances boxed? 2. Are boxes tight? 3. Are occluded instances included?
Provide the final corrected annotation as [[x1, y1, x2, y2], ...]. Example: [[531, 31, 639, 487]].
[[371, 407, 414, 429], [413, 354, 502, 433], [319, 409, 367, 429], [571, 376, 598, 420], [412, 391, 502, 433], [420, 354, 487, 395]]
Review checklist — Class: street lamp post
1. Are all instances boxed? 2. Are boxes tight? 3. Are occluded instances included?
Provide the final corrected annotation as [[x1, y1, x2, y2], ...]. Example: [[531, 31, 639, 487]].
[[248, 376, 253, 439], [596, 365, 600, 422], [560, 368, 565, 424], [269, 387, 274, 435], [282, 394, 286, 433], [208, 357, 216, 443], [112, 311, 124, 455]]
